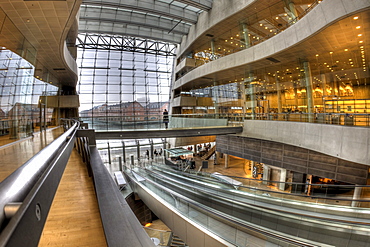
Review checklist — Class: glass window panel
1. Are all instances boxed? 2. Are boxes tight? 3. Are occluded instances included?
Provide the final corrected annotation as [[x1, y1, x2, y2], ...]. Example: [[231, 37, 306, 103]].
[[93, 94, 107, 103], [77, 37, 174, 130], [94, 84, 107, 92]]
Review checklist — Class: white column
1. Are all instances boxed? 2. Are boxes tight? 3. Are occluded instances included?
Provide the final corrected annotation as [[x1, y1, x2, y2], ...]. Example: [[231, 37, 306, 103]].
[[262, 164, 271, 185], [303, 61, 314, 122], [279, 169, 287, 191], [246, 73, 256, 119], [224, 154, 229, 168], [242, 23, 251, 48], [210, 39, 215, 60], [351, 186, 362, 207], [275, 76, 282, 114], [283, 0, 298, 21]]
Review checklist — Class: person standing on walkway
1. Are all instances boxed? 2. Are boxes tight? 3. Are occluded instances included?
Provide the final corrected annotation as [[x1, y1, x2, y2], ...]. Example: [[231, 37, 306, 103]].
[[163, 109, 169, 129]]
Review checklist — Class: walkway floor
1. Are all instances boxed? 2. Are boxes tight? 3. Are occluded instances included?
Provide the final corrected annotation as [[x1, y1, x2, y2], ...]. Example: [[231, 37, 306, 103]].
[[0, 127, 64, 181], [0, 129, 107, 246]]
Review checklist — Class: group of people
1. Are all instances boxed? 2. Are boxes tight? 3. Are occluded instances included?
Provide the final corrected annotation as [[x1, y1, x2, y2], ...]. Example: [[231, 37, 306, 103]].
[[145, 148, 163, 159], [186, 143, 212, 153], [197, 143, 212, 153]]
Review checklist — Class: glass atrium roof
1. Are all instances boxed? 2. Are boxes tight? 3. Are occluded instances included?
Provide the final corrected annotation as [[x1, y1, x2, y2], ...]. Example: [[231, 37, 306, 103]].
[[79, 0, 213, 44]]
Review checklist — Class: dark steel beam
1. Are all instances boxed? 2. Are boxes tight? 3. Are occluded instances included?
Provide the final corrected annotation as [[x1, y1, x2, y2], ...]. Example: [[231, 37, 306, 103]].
[[94, 126, 243, 140]]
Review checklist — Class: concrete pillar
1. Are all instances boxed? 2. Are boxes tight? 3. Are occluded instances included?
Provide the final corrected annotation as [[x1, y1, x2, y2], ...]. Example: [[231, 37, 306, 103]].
[[262, 164, 270, 185], [224, 154, 229, 168], [294, 87, 299, 111], [136, 140, 141, 161], [215, 151, 221, 165], [321, 74, 327, 98], [240, 81, 246, 118], [119, 157, 122, 171], [246, 73, 256, 119], [121, 141, 126, 163], [150, 141, 154, 159], [107, 142, 112, 165], [242, 23, 251, 48], [213, 80, 219, 117], [303, 61, 314, 122], [130, 154, 134, 168], [351, 186, 362, 207], [279, 169, 287, 191], [210, 39, 215, 60], [275, 76, 282, 114], [284, 0, 298, 21]]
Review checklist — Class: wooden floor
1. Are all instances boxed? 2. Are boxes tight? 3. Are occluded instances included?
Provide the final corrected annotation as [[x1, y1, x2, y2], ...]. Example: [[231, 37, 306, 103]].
[[38, 149, 107, 247], [0, 128, 107, 246]]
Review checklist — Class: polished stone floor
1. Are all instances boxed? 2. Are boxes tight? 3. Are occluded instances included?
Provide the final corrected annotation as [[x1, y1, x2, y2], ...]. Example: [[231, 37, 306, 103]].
[[0, 127, 63, 181]]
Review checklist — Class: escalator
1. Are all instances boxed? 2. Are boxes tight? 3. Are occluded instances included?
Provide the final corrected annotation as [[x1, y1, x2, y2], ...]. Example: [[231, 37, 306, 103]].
[[124, 164, 370, 246]]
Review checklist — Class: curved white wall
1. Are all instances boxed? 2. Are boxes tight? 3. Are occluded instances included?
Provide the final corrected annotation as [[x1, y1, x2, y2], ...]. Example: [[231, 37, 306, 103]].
[[175, 0, 370, 90], [178, 0, 256, 56], [241, 120, 370, 166]]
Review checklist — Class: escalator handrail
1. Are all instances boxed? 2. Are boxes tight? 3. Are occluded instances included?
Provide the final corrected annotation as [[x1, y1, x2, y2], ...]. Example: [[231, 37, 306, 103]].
[[127, 169, 331, 247]]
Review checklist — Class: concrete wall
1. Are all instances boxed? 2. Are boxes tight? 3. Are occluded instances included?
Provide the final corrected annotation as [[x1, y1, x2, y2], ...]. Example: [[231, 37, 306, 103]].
[[217, 134, 368, 185], [170, 117, 227, 128], [168, 136, 216, 148], [178, 0, 256, 56], [242, 120, 370, 166]]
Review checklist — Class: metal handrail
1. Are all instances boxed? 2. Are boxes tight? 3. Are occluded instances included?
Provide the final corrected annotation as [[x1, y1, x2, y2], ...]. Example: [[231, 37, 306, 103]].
[[152, 163, 370, 205], [0, 120, 79, 246]]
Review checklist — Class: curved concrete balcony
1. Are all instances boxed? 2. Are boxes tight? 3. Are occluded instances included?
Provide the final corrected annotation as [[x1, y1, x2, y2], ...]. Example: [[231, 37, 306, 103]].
[[174, 0, 370, 91]]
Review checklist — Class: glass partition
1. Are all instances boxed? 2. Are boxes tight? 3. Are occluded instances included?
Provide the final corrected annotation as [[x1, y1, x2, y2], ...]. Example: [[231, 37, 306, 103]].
[[0, 7, 59, 140], [0, 49, 58, 139]]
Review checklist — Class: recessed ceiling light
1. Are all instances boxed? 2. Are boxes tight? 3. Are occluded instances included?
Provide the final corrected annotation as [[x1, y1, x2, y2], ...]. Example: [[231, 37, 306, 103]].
[[353, 16, 359, 20], [356, 26, 361, 29]]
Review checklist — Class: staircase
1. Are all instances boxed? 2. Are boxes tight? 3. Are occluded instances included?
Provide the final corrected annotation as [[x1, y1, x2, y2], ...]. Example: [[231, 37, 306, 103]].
[[201, 145, 216, 160], [169, 234, 187, 247]]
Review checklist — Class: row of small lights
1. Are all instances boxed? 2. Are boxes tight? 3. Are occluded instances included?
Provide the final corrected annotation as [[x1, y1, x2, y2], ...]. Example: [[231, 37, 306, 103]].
[[313, 16, 366, 73], [354, 16, 367, 72]]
